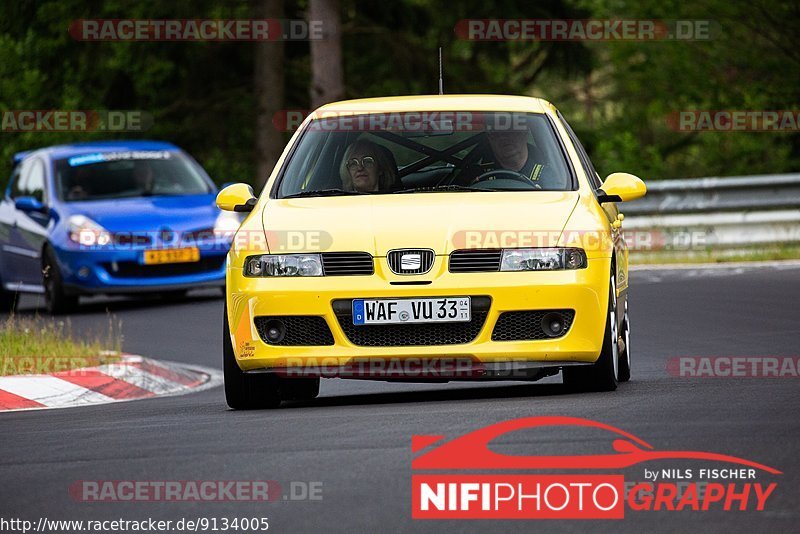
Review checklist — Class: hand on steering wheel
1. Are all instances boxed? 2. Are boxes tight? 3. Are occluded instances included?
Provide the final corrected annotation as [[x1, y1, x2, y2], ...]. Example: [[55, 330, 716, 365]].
[[472, 168, 541, 189]]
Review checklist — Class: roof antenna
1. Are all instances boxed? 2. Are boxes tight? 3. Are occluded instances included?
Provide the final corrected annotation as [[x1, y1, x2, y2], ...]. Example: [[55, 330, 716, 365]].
[[438, 47, 444, 95]]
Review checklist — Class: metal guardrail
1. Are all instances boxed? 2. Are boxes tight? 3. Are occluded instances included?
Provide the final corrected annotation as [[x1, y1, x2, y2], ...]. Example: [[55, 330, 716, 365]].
[[623, 173, 800, 215], [623, 173, 800, 252]]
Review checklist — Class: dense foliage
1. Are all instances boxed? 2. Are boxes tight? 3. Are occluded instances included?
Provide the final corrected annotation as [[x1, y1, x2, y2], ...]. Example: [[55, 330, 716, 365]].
[[1, 0, 797, 189]]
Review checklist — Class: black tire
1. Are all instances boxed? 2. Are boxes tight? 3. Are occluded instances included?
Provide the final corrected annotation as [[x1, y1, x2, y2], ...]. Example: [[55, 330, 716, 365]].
[[563, 273, 619, 392], [0, 287, 18, 314], [618, 296, 631, 382], [282, 378, 320, 401], [223, 305, 281, 409], [43, 247, 78, 315]]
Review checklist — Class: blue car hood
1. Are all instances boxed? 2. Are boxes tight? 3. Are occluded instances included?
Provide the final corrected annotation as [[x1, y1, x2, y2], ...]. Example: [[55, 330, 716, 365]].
[[62, 194, 219, 233]]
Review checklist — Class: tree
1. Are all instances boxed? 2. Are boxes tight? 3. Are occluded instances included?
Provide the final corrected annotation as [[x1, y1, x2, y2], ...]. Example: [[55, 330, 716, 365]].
[[254, 0, 286, 187], [309, 0, 344, 108]]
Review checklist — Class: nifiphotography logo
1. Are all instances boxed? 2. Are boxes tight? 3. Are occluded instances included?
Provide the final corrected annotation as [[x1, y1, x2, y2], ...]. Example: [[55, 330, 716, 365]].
[[411, 417, 781, 519]]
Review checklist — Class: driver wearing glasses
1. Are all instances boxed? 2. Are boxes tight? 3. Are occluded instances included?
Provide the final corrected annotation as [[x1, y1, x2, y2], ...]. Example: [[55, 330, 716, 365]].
[[461, 129, 549, 188], [339, 139, 402, 193]]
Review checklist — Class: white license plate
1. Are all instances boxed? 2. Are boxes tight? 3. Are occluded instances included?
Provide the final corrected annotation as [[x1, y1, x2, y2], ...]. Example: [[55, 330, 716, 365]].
[[352, 297, 471, 325]]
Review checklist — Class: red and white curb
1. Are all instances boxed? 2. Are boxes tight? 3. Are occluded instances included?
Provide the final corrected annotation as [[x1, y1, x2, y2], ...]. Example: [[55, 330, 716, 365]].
[[0, 355, 222, 412]]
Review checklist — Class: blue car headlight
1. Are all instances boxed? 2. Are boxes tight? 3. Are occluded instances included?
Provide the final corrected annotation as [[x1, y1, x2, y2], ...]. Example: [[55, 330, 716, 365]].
[[244, 254, 323, 277], [500, 248, 587, 271], [213, 211, 243, 240], [67, 215, 112, 247]]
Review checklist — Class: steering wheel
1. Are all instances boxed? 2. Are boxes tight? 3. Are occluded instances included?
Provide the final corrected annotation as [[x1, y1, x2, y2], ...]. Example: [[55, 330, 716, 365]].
[[473, 168, 541, 189]]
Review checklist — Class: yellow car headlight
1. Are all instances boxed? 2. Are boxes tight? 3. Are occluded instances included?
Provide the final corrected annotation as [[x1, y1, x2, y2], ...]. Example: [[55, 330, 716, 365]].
[[500, 248, 587, 271], [244, 254, 323, 277]]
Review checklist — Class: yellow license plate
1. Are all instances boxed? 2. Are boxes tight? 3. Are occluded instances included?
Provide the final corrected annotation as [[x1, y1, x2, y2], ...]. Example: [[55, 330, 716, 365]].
[[143, 247, 200, 265]]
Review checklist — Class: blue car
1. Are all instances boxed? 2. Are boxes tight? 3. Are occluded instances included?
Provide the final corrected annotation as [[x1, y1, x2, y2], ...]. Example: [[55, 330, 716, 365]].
[[0, 140, 239, 313]]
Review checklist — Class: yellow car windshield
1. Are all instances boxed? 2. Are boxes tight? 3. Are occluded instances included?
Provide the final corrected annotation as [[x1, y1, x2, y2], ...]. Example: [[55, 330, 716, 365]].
[[276, 111, 574, 198]]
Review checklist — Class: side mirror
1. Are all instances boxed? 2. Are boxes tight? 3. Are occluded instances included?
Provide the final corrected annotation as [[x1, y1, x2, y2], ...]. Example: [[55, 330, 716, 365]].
[[596, 173, 647, 203], [216, 183, 257, 212], [14, 196, 47, 213]]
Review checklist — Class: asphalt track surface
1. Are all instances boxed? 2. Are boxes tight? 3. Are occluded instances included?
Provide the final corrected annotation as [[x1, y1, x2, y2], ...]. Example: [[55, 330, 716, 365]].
[[2, 263, 798, 533]]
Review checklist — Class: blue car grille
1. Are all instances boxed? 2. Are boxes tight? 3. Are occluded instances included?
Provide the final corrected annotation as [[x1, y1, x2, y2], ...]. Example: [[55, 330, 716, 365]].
[[112, 233, 153, 246], [101, 256, 224, 278]]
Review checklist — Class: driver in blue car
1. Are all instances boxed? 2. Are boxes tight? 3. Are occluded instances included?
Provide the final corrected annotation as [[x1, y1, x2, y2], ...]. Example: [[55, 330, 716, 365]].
[[460, 129, 551, 188]]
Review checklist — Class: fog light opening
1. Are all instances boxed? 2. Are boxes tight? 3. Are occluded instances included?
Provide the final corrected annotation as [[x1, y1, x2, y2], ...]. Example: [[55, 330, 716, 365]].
[[541, 313, 565, 338], [264, 319, 286, 344]]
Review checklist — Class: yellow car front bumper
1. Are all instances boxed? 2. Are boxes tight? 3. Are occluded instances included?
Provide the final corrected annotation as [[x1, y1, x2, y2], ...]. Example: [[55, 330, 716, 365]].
[[226, 256, 611, 374]]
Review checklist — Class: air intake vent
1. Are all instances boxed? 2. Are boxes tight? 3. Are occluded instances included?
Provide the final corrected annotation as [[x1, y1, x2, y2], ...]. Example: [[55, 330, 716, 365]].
[[254, 316, 334, 345], [449, 249, 502, 273], [321, 252, 374, 276], [491, 310, 575, 341]]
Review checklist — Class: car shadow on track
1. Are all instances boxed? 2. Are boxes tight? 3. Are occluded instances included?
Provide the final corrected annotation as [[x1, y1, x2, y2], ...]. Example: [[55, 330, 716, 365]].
[[280, 381, 579, 410]]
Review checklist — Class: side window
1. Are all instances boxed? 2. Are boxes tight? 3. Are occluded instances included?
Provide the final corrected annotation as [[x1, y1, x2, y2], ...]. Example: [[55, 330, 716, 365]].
[[8, 165, 23, 198], [25, 159, 47, 203], [558, 112, 603, 190]]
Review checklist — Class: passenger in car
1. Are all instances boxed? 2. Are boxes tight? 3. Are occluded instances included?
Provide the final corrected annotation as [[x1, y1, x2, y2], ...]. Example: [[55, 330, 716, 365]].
[[460, 130, 561, 189], [340, 139, 402, 193]]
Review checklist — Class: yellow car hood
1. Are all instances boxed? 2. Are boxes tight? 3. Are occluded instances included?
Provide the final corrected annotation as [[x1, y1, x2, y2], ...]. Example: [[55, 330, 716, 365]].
[[261, 191, 579, 256]]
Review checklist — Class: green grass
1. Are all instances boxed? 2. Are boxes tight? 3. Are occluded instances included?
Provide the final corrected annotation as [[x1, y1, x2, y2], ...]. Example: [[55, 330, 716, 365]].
[[0, 314, 122, 376]]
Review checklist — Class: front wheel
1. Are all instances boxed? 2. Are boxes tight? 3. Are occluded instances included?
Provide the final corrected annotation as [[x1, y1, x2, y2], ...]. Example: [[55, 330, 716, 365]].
[[618, 297, 631, 382], [223, 305, 282, 409], [43, 247, 78, 315], [563, 273, 619, 392]]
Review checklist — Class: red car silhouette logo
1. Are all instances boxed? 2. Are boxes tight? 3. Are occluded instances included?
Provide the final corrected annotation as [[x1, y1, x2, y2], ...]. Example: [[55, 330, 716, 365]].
[[412, 416, 781, 474]]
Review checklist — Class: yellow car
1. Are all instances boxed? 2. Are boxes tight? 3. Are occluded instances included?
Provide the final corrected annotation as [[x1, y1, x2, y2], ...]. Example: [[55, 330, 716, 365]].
[[218, 95, 646, 409]]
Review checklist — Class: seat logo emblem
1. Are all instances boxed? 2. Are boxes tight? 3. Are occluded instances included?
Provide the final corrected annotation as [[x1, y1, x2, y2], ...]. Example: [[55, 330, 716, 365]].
[[401, 253, 422, 270]]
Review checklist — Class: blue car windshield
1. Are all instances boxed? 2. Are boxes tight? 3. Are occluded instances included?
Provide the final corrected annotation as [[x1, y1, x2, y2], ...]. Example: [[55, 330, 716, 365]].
[[54, 151, 211, 201]]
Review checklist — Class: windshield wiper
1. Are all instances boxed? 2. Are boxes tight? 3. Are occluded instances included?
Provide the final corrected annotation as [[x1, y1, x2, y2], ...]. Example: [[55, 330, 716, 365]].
[[282, 188, 367, 199], [393, 185, 485, 194]]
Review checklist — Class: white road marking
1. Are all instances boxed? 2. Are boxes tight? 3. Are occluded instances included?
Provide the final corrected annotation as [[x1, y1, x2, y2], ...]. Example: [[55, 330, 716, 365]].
[[0, 357, 222, 412], [0, 375, 114, 407], [94, 363, 187, 395]]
